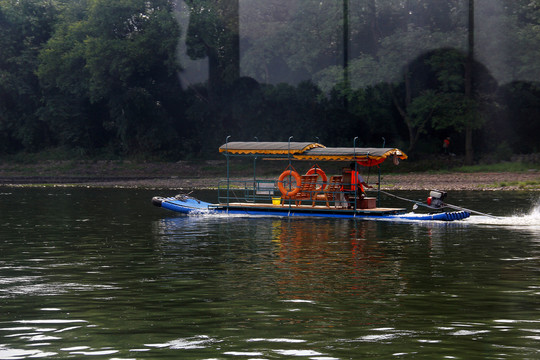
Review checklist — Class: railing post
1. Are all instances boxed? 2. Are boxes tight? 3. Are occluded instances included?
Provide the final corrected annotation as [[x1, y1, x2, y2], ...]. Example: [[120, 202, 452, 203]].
[[378, 137, 385, 207]]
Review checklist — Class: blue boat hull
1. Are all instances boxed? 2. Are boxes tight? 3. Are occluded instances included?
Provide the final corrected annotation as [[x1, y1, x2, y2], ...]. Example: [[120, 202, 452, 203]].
[[152, 196, 470, 222]]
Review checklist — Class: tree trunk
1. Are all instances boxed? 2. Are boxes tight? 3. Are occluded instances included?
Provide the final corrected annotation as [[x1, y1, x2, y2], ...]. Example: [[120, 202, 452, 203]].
[[220, 0, 240, 84], [388, 68, 416, 152], [464, 0, 475, 165], [368, 0, 379, 56]]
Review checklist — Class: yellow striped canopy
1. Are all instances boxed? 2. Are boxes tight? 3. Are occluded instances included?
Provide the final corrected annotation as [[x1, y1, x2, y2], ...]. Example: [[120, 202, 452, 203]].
[[219, 141, 407, 164], [219, 141, 324, 155]]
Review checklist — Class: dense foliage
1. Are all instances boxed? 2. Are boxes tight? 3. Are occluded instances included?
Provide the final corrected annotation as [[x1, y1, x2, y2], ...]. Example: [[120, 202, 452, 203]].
[[1, 0, 539, 161]]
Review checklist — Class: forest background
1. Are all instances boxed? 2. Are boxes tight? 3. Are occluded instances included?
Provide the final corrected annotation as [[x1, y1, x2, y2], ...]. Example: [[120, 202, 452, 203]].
[[1, 0, 540, 168]]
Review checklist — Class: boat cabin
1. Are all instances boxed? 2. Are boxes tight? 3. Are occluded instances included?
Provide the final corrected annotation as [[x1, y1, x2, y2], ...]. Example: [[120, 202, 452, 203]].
[[216, 140, 408, 216]]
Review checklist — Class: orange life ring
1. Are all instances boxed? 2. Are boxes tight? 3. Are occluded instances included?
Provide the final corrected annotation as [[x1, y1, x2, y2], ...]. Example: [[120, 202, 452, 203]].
[[278, 170, 301, 197], [306, 167, 327, 190]]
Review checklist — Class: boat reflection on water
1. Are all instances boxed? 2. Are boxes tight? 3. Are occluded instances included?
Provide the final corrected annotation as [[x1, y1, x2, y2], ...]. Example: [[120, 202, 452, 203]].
[[269, 219, 403, 301], [152, 215, 410, 303]]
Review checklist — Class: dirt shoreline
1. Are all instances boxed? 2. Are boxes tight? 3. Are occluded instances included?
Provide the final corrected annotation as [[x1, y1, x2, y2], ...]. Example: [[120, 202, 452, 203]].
[[1, 171, 539, 191], [0, 159, 538, 190]]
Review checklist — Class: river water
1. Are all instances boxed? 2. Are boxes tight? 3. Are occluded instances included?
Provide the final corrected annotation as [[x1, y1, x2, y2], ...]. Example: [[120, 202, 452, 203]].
[[0, 187, 539, 359]]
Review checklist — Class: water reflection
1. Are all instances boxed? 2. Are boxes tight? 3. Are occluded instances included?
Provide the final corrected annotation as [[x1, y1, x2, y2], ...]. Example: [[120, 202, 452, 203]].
[[270, 219, 403, 303], [155, 211, 540, 358], [2, 188, 540, 359]]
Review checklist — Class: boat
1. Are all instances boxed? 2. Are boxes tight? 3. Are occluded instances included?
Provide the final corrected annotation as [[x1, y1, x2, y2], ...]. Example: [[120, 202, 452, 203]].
[[152, 140, 471, 222]]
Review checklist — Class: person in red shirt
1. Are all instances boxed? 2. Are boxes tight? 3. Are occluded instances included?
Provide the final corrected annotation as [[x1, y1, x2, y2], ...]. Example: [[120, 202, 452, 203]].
[[340, 162, 373, 207], [443, 137, 450, 154], [348, 162, 372, 194]]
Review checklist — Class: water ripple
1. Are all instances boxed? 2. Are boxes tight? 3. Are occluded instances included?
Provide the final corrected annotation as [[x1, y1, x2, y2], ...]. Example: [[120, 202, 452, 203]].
[[247, 338, 306, 343], [145, 335, 220, 350], [0, 346, 57, 359]]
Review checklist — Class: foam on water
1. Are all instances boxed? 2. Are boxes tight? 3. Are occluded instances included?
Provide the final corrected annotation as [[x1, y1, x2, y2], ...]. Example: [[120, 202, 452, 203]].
[[464, 200, 540, 229], [177, 197, 540, 229]]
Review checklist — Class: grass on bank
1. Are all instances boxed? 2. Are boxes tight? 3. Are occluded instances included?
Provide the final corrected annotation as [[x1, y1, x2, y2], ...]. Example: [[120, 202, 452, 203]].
[[1, 148, 539, 179], [451, 162, 540, 173], [487, 179, 540, 189]]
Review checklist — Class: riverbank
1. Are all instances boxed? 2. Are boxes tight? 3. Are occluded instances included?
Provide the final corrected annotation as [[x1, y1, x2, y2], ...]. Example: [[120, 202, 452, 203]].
[[0, 160, 539, 190]]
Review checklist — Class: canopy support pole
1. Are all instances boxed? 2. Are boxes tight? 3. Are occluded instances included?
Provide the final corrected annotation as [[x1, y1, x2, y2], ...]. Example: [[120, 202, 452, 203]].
[[225, 135, 231, 211], [378, 137, 385, 207], [288, 136, 293, 168], [253, 137, 258, 202], [287, 136, 294, 213]]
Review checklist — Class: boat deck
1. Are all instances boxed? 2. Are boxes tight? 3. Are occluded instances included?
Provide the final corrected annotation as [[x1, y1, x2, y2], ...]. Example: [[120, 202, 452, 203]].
[[216, 202, 407, 216]]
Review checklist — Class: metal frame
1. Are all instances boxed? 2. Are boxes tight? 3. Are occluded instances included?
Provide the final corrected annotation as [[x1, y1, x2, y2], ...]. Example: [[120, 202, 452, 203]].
[[222, 136, 397, 211]]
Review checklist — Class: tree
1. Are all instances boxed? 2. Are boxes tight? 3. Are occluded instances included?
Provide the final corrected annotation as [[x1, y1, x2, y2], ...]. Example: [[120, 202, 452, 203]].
[[240, 0, 342, 85], [0, 0, 57, 152], [377, 0, 466, 152], [184, 0, 239, 93], [38, 0, 182, 154]]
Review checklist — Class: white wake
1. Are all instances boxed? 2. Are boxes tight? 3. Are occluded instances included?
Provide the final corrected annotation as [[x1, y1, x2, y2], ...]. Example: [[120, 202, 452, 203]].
[[464, 201, 540, 229]]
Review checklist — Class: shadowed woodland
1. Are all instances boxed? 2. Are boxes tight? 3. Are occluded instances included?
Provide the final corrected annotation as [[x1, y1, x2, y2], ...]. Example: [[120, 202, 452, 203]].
[[1, 0, 539, 164]]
